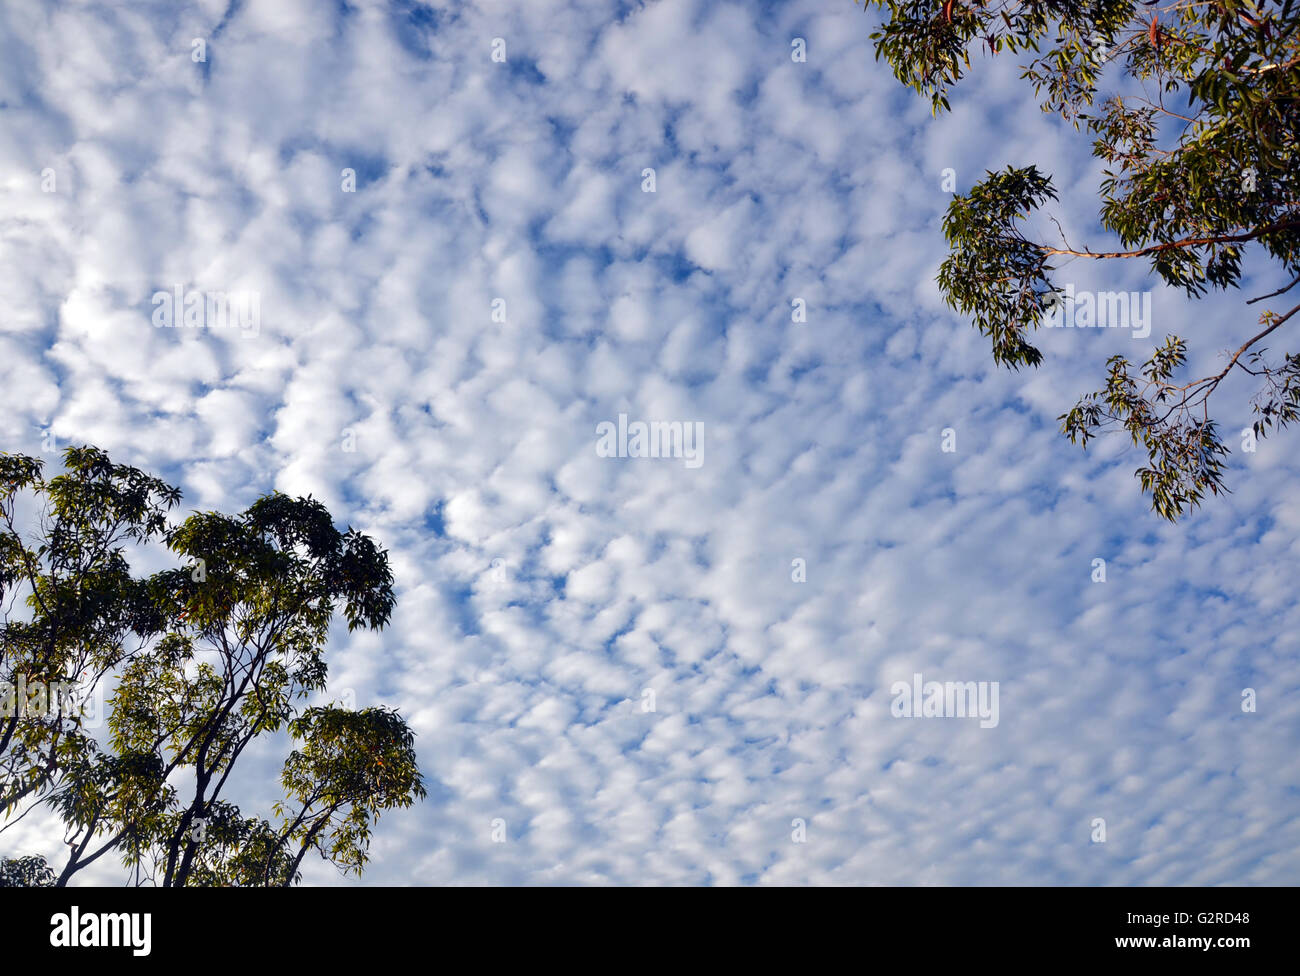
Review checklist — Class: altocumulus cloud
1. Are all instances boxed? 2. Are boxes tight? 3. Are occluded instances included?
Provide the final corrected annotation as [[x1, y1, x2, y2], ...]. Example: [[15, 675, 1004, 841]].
[[1, 0, 1297, 885]]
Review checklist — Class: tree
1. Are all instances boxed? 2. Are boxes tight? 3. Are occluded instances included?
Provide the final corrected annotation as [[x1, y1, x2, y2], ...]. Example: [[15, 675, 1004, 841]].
[[0, 854, 55, 887], [1, 447, 425, 886], [856, 0, 1299, 519]]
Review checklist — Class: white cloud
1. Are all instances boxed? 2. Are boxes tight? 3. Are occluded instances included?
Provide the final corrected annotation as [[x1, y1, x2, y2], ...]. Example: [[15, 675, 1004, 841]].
[[2, 0, 1296, 888]]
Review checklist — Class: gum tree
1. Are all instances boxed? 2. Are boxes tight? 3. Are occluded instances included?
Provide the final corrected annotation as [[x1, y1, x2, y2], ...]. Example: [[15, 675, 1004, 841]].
[[1, 447, 425, 886], [1, 447, 177, 815], [856, 0, 1299, 518]]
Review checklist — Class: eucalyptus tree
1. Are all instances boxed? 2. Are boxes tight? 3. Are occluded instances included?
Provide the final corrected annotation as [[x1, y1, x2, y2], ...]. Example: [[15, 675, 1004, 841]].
[[857, 0, 1299, 518], [1, 447, 424, 886]]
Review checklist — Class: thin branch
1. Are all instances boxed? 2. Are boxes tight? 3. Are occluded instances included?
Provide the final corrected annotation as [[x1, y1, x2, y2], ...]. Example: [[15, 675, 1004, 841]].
[[1247, 272, 1300, 305], [1039, 216, 1300, 261]]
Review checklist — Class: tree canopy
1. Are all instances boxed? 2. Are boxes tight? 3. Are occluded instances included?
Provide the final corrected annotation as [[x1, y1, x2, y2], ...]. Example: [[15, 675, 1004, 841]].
[[857, 0, 1299, 519], [0, 447, 424, 886]]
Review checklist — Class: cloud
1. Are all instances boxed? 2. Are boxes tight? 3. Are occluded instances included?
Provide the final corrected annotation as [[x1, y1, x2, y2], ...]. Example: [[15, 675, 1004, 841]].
[[2, 0, 1296, 886]]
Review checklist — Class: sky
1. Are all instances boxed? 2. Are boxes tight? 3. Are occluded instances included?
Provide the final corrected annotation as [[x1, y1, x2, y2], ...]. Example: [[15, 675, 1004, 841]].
[[1, 0, 1297, 885]]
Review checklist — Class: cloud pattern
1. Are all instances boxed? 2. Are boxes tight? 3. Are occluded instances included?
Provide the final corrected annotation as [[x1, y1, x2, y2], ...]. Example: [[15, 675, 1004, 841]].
[[1, 0, 1297, 885]]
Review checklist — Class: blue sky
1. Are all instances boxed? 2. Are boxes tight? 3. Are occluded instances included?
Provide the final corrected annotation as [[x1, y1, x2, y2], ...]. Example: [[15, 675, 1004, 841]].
[[1, 0, 1297, 885]]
